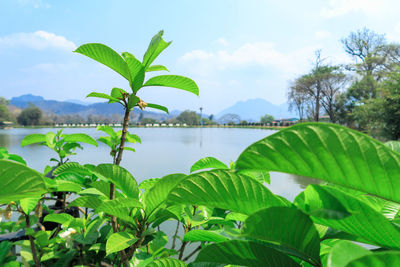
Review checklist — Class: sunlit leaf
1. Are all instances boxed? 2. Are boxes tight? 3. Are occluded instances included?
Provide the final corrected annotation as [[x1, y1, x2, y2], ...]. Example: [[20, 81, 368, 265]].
[[190, 157, 228, 173], [146, 103, 169, 114], [106, 232, 137, 255], [142, 30, 171, 69], [346, 251, 400, 267], [195, 240, 300, 267], [63, 133, 98, 147], [20, 134, 46, 147], [183, 230, 229, 243], [0, 160, 47, 204], [147, 258, 186, 267], [74, 43, 131, 81], [236, 123, 400, 203], [144, 75, 199, 96], [168, 169, 287, 215], [327, 240, 371, 267], [147, 65, 169, 72]]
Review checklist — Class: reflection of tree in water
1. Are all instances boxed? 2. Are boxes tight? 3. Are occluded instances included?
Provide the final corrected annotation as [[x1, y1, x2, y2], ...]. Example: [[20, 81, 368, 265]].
[[0, 133, 10, 147], [289, 174, 321, 189]]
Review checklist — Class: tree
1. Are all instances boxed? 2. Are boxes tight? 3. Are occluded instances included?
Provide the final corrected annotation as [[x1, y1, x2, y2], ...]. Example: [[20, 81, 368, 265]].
[[176, 110, 199, 125], [17, 105, 42, 126], [0, 97, 11, 122], [218, 113, 241, 125], [260, 114, 274, 124]]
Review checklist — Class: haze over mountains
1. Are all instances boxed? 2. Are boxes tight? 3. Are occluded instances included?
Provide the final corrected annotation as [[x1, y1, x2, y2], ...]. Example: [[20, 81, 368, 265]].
[[10, 94, 297, 122]]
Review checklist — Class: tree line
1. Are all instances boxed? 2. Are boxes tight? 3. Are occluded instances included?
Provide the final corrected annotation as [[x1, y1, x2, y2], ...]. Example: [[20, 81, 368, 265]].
[[288, 27, 400, 140]]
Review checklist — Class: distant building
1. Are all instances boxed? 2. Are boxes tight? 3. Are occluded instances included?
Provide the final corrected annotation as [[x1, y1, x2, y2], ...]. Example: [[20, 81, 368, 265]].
[[0, 121, 13, 128], [272, 118, 299, 126]]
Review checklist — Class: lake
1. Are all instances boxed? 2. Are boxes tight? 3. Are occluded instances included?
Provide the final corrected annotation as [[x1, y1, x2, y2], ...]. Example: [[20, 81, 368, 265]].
[[0, 127, 317, 201]]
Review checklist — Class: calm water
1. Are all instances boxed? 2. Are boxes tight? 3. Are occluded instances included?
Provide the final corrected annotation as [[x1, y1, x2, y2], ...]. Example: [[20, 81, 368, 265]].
[[0, 127, 316, 201]]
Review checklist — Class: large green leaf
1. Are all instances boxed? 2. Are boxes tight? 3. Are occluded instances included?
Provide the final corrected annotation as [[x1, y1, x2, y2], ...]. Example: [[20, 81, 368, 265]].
[[142, 31, 171, 69], [147, 65, 169, 72], [143, 75, 199, 96], [385, 141, 400, 153], [53, 162, 91, 176], [106, 232, 137, 255], [20, 134, 46, 147], [122, 52, 145, 92], [146, 103, 169, 114], [190, 157, 228, 173], [0, 160, 47, 204], [183, 230, 229, 243], [96, 198, 141, 222], [346, 251, 400, 267], [295, 185, 400, 249], [63, 134, 98, 146], [69, 196, 104, 210], [94, 164, 139, 199], [86, 92, 120, 102], [195, 240, 300, 267], [97, 125, 117, 138], [243, 207, 321, 265], [236, 123, 400, 203], [20, 197, 40, 214], [74, 43, 131, 82], [144, 173, 187, 218], [167, 169, 286, 215], [327, 240, 371, 267], [147, 258, 187, 267]]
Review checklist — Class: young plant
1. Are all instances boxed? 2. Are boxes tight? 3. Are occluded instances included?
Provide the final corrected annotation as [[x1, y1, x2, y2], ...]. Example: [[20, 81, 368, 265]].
[[21, 130, 97, 166], [96, 125, 141, 163]]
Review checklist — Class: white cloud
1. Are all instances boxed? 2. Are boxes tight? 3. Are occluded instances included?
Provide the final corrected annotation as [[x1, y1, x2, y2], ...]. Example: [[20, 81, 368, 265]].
[[321, 0, 384, 18], [215, 37, 229, 47], [0, 31, 76, 51], [315, 31, 332, 40], [179, 42, 318, 76]]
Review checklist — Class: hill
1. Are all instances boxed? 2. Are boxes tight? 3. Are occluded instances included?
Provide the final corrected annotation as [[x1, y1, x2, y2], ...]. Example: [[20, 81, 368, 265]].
[[216, 98, 297, 122], [10, 94, 174, 121]]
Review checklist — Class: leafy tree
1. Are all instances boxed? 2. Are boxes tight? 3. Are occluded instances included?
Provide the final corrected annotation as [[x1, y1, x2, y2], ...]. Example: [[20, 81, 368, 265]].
[[218, 113, 241, 124], [176, 110, 199, 125], [0, 97, 11, 122], [17, 105, 42, 126], [260, 114, 274, 124]]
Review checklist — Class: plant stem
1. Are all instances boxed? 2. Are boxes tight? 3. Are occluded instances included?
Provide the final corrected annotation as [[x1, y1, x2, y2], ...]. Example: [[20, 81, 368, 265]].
[[171, 221, 180, 250], [25, 214, 40, 267], [183, 245, 201, 261], [115, 107, 130, 166]]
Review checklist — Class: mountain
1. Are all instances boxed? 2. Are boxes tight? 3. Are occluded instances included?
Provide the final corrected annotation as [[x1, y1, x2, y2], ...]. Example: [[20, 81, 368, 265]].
[[65, 99, 92, 106], [10, 94, 175, 121], [216, 98, 297, 122]]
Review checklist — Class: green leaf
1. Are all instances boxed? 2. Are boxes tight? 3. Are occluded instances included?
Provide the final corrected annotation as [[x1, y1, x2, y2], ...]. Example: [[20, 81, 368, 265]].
[[97, 125, 117, 138], [385, 141, 400, 153], [190, 157, 228, 173], [45, 132, 56, 148], [63, 133, 98, 146], [236, 123, 400, 203], [144, 173, 187, 218], [238, 169, 271, 184], [43, 213, 74, 226], [126, 132, 141, 144], [46, 179, 82, 193], [0, 241, 12, 264], [121, 52, 145, 92], [382, 201, 400, 220], [124, 147, 135, 152], [146, 103, 169, 114], [0, 160, 47, 204], [346, 251, 400, 267], [183, 230, 229, 243], [69, 196, 103, 210], [20, 134, 46, 147], [55, 172, 86, 185], [167, 169, 287, 215], [195, 240, 300, 267], [327, 240, 371, 267], [86, 92, 120, 102], [53, 162, 91, 176], [243, 207, 321, 265], [110, 87, 127, 100], [94, 164, 139, 199], [295, 184, 351, 220], [144, 75, 199, 96], [96, 198, 141, 222], [147, 65, 169, 72], [143, 31, 171, 69], [74, 43, 131, 81], [147, 258, 187, 267], [106, 232, 137, 255], [295, 185, 400, 249], [20, 198, 39, 214], [128, 95, 140, 109]]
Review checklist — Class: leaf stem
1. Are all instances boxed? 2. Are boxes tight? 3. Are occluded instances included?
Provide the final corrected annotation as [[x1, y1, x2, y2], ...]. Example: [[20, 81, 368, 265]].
[[25, 214, 40, 267]]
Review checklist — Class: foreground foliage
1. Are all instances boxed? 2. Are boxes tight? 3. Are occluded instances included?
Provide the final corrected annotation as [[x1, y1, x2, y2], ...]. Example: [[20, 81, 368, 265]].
[[1, 123, 400, 266]]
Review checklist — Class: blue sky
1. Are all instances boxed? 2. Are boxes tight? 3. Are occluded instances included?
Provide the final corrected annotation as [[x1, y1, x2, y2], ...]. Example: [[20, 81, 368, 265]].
[[1, 0, 400, 114]]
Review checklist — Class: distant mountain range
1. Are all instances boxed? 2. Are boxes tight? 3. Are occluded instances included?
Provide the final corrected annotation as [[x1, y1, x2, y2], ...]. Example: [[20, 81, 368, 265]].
[[217, 98, 297, 122], [10, 94, 175, 121], [9, 94, 297, 123]]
